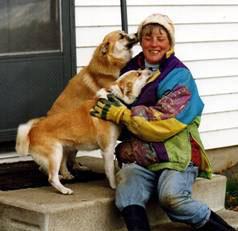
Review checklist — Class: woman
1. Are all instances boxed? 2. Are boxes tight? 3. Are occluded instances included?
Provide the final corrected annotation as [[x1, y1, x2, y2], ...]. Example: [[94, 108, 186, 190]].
[[91, 13, 235, 231]]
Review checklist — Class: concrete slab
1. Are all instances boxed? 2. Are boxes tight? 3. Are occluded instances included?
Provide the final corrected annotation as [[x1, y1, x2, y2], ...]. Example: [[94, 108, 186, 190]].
[[0, 172, 228, 231], [77, 156, 227, 211]]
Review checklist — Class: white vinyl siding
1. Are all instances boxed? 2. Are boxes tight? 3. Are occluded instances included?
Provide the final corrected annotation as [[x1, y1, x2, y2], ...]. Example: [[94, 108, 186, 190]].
[[74, 0, 238, 150]]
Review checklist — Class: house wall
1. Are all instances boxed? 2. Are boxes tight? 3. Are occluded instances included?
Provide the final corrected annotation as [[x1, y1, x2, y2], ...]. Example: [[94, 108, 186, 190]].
[[74, 0, 238, 150]]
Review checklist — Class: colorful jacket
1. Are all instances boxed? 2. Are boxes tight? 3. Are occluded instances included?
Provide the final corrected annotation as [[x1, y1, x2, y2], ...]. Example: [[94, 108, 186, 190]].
[[117, 51, 212, 179]]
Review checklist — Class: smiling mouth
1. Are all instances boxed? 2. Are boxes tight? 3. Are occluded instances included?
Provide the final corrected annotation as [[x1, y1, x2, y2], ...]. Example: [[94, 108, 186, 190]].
[[149, 50, 161, 54]]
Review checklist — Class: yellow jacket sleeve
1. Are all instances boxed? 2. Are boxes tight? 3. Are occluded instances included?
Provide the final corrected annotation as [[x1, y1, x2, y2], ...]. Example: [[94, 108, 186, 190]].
[[121, 108, 186, 142]]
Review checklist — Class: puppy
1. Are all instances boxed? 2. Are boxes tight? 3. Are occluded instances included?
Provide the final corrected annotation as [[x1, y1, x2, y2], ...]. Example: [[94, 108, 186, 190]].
[[15, 69, 152, 195], [48, 30, 138, 116]]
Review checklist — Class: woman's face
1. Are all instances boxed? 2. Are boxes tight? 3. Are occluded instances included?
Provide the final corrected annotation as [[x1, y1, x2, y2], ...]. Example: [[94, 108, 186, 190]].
[[141, 25, 171, 64]]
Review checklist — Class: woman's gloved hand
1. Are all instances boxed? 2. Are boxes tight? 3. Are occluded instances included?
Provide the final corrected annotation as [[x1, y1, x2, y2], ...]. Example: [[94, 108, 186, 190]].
[[90, 94, 130, 124]]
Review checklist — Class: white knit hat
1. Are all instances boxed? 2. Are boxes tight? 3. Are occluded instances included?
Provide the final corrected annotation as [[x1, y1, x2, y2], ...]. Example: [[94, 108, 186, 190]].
[[137, 13, 175, 47]]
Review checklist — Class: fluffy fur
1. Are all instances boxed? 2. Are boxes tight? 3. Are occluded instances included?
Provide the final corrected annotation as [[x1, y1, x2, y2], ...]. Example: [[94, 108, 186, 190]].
[[48, 30, 138, 116], [46, 30, 137, 172]]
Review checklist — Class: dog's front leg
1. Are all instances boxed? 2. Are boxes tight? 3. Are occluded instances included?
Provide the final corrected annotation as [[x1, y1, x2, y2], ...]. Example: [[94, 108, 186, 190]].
[[99, 123, 120, 189], [102, 149, 116, 189], [102, 146, 116, 189]]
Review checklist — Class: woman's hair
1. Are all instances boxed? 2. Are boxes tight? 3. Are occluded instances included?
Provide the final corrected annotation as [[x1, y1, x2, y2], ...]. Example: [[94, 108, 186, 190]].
[[140, 23, 172, 46]]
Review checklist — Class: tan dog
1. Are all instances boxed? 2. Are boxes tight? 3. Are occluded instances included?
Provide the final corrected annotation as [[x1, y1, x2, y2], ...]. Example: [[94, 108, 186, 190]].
[[15, 69, 152, 195], [47, 30, 137, 172], [48, 30, 137, 116]]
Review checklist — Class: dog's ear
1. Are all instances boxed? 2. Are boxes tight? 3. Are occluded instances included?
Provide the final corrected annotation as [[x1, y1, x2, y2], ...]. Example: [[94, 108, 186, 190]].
[[101, 42, 110, 55]]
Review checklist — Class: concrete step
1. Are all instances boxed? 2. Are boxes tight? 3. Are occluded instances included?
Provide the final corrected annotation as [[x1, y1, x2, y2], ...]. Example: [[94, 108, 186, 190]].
[[77, 156, 228, 212], [0, 156, 236, 231]]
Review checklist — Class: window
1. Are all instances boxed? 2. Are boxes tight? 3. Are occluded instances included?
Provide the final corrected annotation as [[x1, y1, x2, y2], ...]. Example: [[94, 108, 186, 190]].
[[0, 0, 61, 56]]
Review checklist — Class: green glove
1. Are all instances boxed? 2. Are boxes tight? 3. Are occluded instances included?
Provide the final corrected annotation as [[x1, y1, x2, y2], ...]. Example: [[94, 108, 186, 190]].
[[91, 94, 130, 124]]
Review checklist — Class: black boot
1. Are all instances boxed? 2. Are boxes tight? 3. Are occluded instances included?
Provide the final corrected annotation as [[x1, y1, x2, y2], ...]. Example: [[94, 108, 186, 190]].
[[198, 211, 236, 231], [121, 205, 151, 231]]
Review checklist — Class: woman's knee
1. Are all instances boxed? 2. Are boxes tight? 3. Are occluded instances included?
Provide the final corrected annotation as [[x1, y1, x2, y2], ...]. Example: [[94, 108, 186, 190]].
[[159, 188, 190, 211], [158, 174, 192, 211]]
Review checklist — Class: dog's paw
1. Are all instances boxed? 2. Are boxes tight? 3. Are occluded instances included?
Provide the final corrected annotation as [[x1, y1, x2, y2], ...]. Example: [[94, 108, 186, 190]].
[[61, 187, 74, 195], [62, 174, 75, 180], [111, 185, 116, 190], [59, 175, 64, 180], [109, 181, 117, 190]]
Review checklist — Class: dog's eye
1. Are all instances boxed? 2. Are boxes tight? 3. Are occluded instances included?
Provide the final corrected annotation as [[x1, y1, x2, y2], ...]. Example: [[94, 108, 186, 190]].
[[137, 72, 141, 77]]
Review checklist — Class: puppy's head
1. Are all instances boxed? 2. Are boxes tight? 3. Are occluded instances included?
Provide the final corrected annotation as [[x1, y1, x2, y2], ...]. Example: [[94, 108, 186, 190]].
[[98, 30, 138, 67], [110, 69, 153, 104]]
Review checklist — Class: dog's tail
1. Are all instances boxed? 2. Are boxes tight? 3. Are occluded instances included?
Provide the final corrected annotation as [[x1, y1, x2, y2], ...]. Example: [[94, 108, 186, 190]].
[[15, 118, 41, 156]]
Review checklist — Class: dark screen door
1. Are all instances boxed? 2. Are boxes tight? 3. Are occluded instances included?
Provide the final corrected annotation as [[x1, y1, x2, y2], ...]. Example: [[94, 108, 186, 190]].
[[0, 0, 76, 142]]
